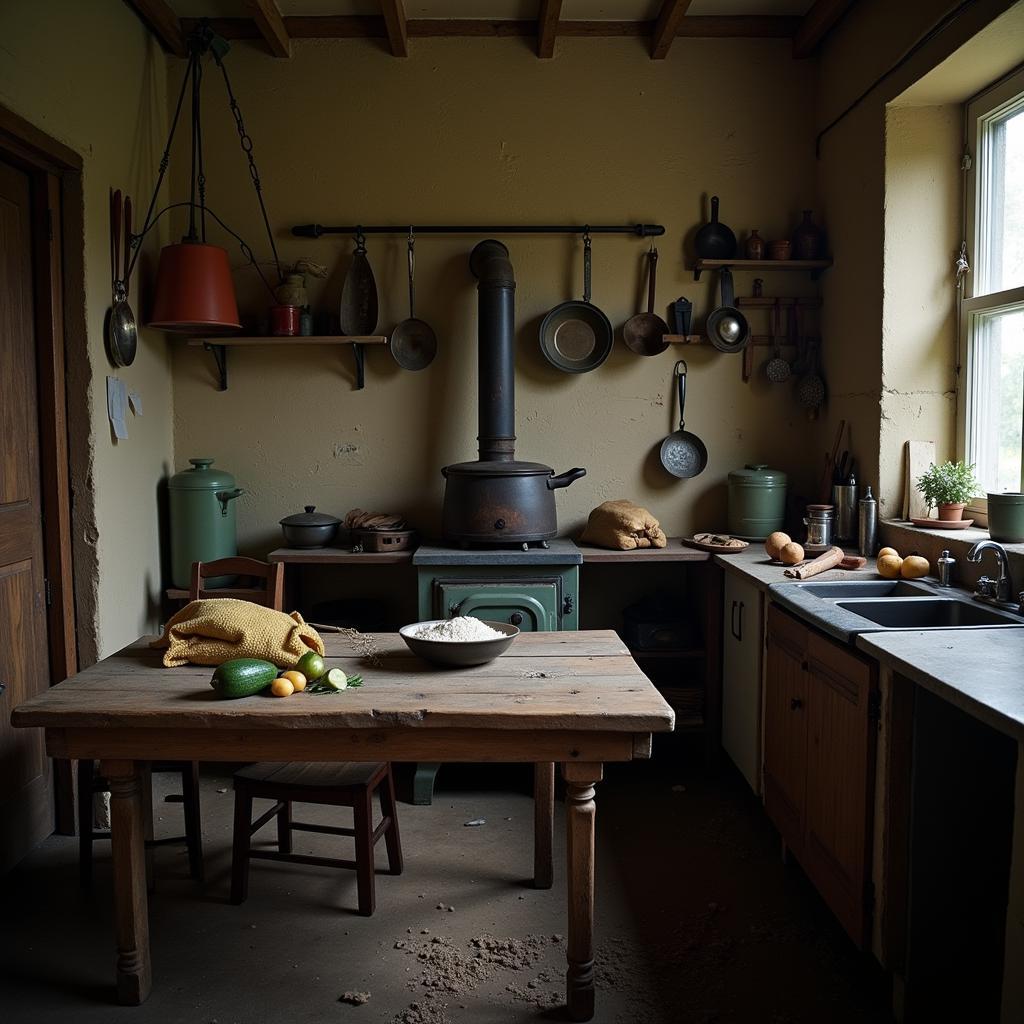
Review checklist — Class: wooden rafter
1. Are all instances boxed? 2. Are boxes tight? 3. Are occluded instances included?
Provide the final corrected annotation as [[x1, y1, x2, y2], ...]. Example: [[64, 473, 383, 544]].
[[792, 0, 856, 58], [537, 0, 562, 59], [123, 0, 185, 57], [243, 0, 290, 58], [380, 0, 409, 57], [651, 0, 694, 60]]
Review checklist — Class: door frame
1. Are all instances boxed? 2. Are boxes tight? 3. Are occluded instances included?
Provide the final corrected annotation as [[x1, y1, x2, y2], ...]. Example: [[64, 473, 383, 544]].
[[0, 103, 93, 834]]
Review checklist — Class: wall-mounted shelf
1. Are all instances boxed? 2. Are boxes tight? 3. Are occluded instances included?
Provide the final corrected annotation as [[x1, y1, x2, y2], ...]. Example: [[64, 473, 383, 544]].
[[186, 336, 387, 391], [692, 258, 833, 281], [665, 334, 795, 347]]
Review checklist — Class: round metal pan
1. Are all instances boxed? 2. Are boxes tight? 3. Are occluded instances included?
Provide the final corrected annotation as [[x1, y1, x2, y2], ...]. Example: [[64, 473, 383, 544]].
[[660, 360, 708, 479], [106, 189, 138, 368], [623, 247, 669, 356], [539, 234, 613, 373], [390, 232, 437, 371], [706, 267, 750, 354]]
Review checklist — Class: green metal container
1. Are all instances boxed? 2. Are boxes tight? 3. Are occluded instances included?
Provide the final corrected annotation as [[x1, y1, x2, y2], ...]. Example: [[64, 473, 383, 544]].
[[987, 492, 1024, 543], [169, 458, 244, 589], [727, 464, 787, 540]]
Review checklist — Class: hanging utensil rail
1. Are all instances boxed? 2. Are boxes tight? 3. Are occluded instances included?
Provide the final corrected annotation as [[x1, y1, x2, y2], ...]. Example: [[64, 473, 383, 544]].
[[292, 222, 665, 238]]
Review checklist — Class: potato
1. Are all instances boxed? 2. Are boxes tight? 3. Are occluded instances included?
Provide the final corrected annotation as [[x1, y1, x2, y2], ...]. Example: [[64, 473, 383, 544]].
[[780, 541, 805, 566], [877, 553, 903, 579], [270, 677, 295, 698], [901, 554, 930, 579], [878, 546, 899, 560], [765, 531, 792, 561]]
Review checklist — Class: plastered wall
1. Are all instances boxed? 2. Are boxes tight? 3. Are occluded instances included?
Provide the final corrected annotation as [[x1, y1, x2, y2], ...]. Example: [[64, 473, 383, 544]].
[[0, 0, 174, 659], [169, 36, 822, 551]]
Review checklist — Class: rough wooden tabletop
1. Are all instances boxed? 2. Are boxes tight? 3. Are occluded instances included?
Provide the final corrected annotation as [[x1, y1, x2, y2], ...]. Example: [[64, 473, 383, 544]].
[[12, 630, 676, 733]]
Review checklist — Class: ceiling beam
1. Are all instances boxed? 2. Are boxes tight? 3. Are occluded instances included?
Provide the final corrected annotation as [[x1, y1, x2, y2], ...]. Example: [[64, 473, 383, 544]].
[[380, 0, 409, 57], [651, 0, 694, 60], [123, 0, 186, 57], [243, 0, 290, 58], [792, 0, 857, 58], [537, 0, 562, 59]]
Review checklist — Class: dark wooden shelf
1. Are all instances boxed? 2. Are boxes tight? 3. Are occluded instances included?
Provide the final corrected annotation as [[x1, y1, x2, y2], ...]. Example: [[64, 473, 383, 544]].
[[692, 257, 832, 281], [268, 546, 415, 565]]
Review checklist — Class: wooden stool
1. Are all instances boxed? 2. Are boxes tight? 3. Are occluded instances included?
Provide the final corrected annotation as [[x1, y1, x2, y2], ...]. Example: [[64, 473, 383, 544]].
[[230, 761, 402, 916], [78, 759, 203, 885]]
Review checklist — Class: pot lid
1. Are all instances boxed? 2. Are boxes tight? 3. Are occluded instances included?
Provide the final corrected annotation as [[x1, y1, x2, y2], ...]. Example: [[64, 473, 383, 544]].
[[169, 457, 237, 490], [443, 460, 555, 478], [728, 463, 787, 485], [280, 505, 341, 527]]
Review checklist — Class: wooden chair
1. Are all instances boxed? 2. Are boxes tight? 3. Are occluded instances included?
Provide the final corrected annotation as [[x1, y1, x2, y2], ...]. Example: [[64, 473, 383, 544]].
[[79, 758, 203, 885], [230, 761, 402, 916], [189, 556, 284, 608]]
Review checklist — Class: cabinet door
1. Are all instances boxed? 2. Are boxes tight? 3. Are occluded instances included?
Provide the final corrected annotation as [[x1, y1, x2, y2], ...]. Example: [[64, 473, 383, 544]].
[[722, 573, 764, 794], [433, 580, 560, 631], [802, 631, 878, 947], [763, 605, 809, 851]]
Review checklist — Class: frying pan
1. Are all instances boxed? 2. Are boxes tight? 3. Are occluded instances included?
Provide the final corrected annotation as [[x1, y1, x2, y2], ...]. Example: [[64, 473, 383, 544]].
[[107, 189, 138, 368], [706, 267, 750, 354], [539, 232, 613, 373], [340, 231, 378, 389], [623, 247, 669, 356], [694, 195, 737, 260], [390, 232, 437, 370], [660, 360, 708, 479]]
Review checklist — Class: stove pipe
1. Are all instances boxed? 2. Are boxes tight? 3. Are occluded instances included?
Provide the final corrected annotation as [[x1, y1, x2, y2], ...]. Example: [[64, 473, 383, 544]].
[[469, 240, 516, 463]]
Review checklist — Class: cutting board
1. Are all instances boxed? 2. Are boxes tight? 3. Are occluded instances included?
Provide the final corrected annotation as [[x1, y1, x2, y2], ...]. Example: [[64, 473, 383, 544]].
[[902, 441, 935, 520]]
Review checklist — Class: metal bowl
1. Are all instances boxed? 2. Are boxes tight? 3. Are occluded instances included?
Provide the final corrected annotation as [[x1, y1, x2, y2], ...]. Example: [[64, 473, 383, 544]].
[[398, 620, 519, 667]]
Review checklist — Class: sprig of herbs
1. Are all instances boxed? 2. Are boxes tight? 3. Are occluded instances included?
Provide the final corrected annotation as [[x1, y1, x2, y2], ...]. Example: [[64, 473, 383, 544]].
[[305, 674, 363, 695]]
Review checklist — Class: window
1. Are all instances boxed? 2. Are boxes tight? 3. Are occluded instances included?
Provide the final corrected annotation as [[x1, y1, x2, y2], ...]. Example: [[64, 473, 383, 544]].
[[962, 67, 1024, 504]]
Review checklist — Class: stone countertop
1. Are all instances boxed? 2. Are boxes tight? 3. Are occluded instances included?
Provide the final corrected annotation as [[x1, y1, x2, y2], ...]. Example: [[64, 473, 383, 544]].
[[856, 628, 1024, 743], [712, 545, 879, 592]]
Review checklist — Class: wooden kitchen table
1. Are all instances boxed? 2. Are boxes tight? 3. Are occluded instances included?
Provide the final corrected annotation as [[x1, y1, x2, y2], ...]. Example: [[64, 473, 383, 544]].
[[11, 629, 674, 1021]]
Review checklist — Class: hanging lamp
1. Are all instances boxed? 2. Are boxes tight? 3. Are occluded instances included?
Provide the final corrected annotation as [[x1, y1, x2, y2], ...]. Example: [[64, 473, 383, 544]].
[[129, 23, 282, 334]]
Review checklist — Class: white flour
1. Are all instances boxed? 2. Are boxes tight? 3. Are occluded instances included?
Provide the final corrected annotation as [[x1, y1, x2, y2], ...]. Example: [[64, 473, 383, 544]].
[[413, 617, 506, 642]]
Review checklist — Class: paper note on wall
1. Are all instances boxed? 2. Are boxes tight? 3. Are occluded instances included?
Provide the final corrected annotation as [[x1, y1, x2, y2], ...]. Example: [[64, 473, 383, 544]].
[[128, 389, 143, 416], [107, 376, 128, 440]]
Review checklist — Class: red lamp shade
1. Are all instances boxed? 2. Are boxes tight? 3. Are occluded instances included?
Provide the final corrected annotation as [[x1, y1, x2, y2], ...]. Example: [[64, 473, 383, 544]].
[[148, 242, 242, 333]]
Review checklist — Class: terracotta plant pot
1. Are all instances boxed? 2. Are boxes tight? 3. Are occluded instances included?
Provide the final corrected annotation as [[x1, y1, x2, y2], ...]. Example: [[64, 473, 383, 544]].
[[936, 502, 967, 522]]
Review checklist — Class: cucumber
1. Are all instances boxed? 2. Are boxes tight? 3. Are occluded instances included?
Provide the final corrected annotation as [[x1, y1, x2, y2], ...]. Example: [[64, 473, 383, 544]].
[[210, 659, 278, 699]]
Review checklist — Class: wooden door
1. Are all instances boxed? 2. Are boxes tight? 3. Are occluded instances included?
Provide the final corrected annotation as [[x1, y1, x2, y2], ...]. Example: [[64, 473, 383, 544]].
[[721, 572, 763, 793], [802, 631, 877, 947], [0, 158, 53, 872], [763, 605, 808, 852]]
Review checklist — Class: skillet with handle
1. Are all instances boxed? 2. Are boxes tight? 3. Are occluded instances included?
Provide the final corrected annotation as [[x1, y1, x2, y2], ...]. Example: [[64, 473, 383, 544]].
[[660, 360, 708, 479], [623, 247, 669, 356]]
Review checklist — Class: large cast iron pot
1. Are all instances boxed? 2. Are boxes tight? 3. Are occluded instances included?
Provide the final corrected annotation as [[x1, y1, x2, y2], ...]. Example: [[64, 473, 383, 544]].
[[442, 462, 585, 544]]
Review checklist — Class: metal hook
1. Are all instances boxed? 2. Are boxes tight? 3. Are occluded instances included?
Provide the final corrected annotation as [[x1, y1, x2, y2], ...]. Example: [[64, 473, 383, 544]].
[[354, 227, 366, 252]]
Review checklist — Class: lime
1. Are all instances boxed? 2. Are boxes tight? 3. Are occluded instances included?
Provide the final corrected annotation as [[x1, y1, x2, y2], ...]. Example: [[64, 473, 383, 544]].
[[297, 651, 325, 682], [324, 668, 348, 691]]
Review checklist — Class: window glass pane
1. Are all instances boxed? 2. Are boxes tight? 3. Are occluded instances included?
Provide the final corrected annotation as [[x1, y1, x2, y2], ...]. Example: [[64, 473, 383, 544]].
[[980, 100, 1024, 294], [970, 306, 1024, 494]]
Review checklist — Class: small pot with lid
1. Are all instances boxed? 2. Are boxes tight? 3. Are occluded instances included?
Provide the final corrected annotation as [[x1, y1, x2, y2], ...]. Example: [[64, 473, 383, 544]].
[[279, 506, 340, 548]]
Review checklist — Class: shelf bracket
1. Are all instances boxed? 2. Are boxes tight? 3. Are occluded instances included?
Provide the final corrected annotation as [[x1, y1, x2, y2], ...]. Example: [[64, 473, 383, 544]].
[[204, 343, 228, 391], [351, 343, 365, 390]]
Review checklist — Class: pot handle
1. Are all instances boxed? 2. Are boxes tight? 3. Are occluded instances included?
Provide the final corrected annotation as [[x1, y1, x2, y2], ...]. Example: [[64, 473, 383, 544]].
[[547, 467, 587, 490], [719, 266, 735, 308], [674, 359, 688, 429]]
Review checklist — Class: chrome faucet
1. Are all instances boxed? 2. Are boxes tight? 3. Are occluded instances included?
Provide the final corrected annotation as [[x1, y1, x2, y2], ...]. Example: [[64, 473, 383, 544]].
[[966, 540, 1018, 610]]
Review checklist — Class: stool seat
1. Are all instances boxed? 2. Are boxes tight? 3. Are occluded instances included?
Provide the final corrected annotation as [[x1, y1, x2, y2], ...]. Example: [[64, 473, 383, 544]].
[[231, 760, 402, 916]]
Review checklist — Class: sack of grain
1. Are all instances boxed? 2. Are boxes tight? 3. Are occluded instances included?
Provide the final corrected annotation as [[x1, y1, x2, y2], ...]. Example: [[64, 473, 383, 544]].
[[578, 500, 667, 550]]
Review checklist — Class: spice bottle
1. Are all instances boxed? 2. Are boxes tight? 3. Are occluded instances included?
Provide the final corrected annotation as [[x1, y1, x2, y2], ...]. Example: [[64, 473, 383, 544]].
[[858, 486, 878, 557], [937, 549, 956, 588]]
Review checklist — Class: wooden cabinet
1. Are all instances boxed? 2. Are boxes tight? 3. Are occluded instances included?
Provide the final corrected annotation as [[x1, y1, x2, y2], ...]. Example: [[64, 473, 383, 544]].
[[721, 571, 764, 793], [764, 604, 879, 947]]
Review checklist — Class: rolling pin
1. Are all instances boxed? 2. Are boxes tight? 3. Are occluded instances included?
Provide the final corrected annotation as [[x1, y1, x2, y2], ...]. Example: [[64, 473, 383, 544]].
[[784, 545, 845, 580]]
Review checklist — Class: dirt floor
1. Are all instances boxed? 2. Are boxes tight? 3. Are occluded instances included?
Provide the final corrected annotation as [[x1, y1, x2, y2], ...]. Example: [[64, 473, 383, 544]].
[[0, 752, 894, 1023]]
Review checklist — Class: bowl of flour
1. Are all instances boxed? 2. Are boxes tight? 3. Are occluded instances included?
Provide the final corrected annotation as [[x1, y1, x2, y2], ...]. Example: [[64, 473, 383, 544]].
[[399, 616, 519, 667]]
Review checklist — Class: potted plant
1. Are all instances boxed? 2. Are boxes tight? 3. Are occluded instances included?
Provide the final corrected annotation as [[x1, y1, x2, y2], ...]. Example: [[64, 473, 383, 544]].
[[915, 460, 979, 522]]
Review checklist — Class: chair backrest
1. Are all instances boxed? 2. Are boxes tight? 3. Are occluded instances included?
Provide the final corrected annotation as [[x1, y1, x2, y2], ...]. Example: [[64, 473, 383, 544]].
[[189, 557, 284, 611]]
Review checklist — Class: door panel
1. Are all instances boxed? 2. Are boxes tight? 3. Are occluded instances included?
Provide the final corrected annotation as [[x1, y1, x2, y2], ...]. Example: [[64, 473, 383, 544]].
[[722, 572, 763, 793], [0, 158, 52, 872], [763, 606, 808, 850], [432, 579, 561, 631]]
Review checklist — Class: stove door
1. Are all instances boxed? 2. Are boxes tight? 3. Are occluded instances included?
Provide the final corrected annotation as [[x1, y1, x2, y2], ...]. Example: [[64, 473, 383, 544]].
[[432, 576, 562, 631]]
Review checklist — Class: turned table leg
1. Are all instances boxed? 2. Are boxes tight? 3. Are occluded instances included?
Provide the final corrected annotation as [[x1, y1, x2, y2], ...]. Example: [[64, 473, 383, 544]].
[[562, 761, 602, 1022], [533, 762, 555, 889], [100, 759, 152, 1004]]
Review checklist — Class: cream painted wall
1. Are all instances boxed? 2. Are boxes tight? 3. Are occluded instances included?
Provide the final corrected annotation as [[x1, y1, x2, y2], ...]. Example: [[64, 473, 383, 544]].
[[0, 1, 174, 658], [170, 36, 821, 551], [815, 0, 1021, 517]]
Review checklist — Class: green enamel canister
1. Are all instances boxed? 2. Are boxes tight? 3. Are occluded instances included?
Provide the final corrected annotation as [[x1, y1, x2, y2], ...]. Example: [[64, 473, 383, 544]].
[[727, 464, 787, 540]]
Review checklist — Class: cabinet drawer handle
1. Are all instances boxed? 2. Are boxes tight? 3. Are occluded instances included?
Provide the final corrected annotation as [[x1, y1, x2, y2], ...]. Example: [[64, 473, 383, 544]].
[[790, 697, 803, 710], [509, 612, 524, 626]]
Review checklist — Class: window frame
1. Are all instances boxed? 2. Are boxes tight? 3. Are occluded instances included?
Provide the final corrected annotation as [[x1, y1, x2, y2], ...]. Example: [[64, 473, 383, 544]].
[[959, 64, 1024, 517]]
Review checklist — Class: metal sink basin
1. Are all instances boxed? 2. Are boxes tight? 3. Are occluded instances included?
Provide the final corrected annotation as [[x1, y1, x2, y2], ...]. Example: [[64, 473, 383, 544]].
[[834, 598, 1024, 629], [796, 580, 934, 599]]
